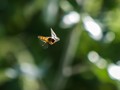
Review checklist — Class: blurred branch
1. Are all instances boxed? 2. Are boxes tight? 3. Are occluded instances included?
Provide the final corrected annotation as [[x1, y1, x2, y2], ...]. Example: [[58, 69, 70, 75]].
[[53, 24, 82, 90]]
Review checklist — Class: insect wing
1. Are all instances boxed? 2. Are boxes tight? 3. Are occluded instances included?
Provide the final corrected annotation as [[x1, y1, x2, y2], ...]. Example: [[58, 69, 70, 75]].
[[50, 28, 60, 42], [42, 42, 49, 49], [51, 28, 57, 38], [39, 40, 49, 49]]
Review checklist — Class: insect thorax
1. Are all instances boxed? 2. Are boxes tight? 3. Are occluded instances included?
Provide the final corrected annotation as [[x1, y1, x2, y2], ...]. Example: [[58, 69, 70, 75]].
[[48, 37, 55, 44]]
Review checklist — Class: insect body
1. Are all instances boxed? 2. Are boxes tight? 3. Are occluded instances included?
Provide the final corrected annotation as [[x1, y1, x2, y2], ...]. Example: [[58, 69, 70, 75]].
[[38, 36, 55, 45], [38, 28, 60, 46]]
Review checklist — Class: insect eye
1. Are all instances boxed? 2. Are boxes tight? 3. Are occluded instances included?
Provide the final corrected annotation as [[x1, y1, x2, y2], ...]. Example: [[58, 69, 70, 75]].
[[51, 39, 55, 42], [48, 38, 55, 42]]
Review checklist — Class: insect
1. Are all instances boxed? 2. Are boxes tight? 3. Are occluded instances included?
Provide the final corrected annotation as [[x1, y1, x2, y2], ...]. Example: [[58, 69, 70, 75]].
[[38, 28, 60, 47]]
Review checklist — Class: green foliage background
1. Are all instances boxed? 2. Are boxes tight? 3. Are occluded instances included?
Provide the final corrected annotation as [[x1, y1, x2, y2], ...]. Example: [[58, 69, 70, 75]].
[[0, 0, 120, 90]]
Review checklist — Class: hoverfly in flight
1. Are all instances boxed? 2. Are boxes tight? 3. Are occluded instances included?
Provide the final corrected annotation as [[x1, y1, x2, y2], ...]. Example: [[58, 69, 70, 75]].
[[38, 28, 60, 48]]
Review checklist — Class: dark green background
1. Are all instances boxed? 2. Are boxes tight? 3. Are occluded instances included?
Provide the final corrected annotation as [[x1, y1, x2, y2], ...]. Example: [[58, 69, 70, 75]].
[[0, 0, 120, 90]]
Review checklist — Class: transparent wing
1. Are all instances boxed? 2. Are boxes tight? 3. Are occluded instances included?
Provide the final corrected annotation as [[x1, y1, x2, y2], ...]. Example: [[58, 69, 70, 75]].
[[50, 28, 60, 42], [42, 42, 49, 49], [38, 38, 49, 49]]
